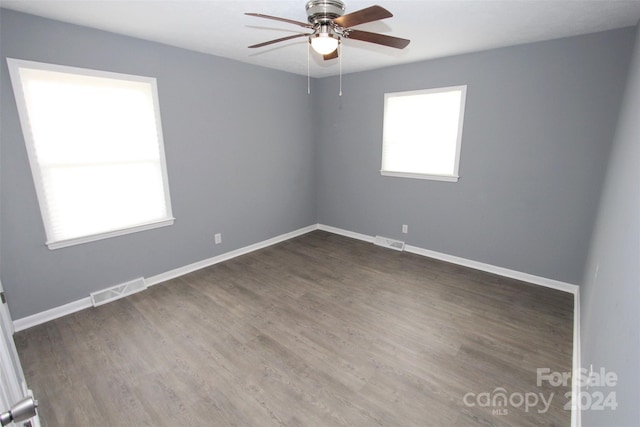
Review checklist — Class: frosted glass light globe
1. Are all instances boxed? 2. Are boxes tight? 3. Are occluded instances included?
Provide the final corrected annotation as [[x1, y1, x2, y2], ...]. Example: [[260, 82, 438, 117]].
[[311, 34, 339, 55]]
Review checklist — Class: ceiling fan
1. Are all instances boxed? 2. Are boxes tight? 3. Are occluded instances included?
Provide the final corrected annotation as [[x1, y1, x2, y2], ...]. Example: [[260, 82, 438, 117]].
[[245, 0, 410, 60]]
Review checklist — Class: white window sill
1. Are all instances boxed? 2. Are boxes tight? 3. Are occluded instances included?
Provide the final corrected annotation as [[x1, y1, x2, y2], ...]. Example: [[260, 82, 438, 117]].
[[380, 171, 459, 182], [46, 218, 175, 250]]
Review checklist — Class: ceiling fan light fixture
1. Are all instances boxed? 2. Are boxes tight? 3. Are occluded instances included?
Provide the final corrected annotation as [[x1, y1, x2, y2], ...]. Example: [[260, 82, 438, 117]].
[[310, 32, 339, 55], [247, 1, 410, 65]]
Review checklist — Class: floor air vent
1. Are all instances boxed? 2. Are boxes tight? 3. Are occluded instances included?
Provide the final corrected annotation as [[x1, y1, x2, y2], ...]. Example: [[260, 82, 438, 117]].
[[90, 277, 147, 307], [374, 236, 405, 251]]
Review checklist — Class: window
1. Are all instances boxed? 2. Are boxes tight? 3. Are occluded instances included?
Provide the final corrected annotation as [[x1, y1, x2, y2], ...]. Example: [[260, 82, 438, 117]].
[[7, 59, 174, 249], [381, 85, 467, 182]]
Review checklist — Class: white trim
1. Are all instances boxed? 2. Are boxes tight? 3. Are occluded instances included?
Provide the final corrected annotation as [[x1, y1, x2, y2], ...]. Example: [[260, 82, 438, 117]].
[[7, 58, 163, 83], [47, 218, 175, 250], [13, 297, 92, 332], [146, 224, 318, 287], [316, 224, 374, 243], [13, 224, 319, 331], [11, 222, 581, 425], [381, 85, 467, 181], [571, 288, 581, 427], [0, 283, 24, 409], [404, 244, 579, 294], [9, 222, 582, 426], [13, 222, 579, 338], [6, 58, 174, 250], [380, 171, 459, 182], [317, 224, 578, 294], [318, 224, 580, 424]]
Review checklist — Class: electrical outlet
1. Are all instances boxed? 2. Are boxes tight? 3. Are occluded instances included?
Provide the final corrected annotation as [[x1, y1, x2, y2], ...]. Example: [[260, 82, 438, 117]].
[[214, 233, 222, 244], [402, 224, 408, 234]]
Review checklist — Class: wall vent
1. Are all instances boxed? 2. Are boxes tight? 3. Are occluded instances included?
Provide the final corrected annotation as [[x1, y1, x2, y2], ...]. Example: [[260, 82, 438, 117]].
[[90, 277, 147, 307], [374, 235, 405, 251]]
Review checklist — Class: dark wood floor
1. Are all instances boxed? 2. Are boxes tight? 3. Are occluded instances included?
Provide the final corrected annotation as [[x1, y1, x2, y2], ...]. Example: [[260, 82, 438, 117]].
[[15, 231, 574, 426]]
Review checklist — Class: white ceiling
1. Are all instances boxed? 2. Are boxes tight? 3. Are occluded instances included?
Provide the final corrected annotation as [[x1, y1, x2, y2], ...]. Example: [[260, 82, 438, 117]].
[[2, 0, 640, 78]]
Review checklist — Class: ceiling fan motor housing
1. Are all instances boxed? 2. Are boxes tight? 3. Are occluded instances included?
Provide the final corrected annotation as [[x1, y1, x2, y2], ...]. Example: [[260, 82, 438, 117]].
[[306, 0, 345, 25], [246, 2, 410, 54]]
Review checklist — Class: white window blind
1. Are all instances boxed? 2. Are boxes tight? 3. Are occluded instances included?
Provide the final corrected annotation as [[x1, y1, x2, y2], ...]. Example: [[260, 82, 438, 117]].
[[381, 85, 467, 182], [7, 59, 174, 249]]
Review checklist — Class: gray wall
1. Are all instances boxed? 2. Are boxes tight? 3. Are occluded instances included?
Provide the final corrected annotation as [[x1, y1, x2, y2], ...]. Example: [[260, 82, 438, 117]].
[[580, 23, 640, 427], [0, 8, 636, 321], [315, 28, 635, 284], [0, 10, 316, 319], [1, 9, 639, 420]]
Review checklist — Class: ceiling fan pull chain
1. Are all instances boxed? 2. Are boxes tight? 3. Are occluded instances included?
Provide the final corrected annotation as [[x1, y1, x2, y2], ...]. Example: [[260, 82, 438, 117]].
[[339, 41, 343, 96], [307, 41, 311, 95], [246, 2, 410, 80]]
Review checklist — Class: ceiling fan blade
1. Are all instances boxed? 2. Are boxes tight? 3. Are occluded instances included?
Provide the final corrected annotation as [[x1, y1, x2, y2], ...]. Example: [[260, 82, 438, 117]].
[[323, 49, 339, 61], [245, 13, 314, 29], [333, 5, 392, 28], [248, 33, 311, 48], [345, 29, 410, 49]]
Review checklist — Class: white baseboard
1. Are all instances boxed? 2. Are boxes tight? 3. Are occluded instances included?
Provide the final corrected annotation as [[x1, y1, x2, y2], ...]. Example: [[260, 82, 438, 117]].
[[13, 224, 319, 331], [317, 224, 374, 243], [14, 222, 579, 328], [316, 223, 581, 426], [13, 297, 92, 332], [145, 224, 318, 287], [404, 245, 578, 294], [571, 288, 581, 427], [12, 221, 581, 424], [317, 224, 578, 294], [13, 221, 581, 424]]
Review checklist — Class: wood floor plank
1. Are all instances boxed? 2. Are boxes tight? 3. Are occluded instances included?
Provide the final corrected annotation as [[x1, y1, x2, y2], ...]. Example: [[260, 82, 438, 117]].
[[14, 230, 573, 426]]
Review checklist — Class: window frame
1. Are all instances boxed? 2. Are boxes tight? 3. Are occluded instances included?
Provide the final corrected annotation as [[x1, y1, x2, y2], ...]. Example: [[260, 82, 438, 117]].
[[7, 58, 175, 250], [380, 85, 468, 182]]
